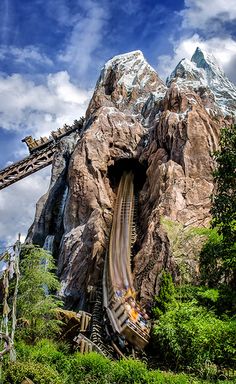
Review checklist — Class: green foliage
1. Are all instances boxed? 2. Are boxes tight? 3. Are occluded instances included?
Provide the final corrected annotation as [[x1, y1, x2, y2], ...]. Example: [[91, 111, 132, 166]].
[[2, 340, 234, 384], [153, 271, 176, 318], [3, 361, 63, 384], [66, 352, 112, 383], [210, 124, 236, 283], [152, 301, 236, 373], [15, 339, 70, 374], [112, 358, 148, 383], [17, 244, 62, 342], [211, 124, 236, 243], [176, 285, 219, 309], [200, 229, 224, 286]]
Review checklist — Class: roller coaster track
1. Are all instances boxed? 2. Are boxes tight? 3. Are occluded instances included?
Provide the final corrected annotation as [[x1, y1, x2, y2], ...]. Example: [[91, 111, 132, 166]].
[[0, 144, 56, 191], [103, 171, 150, 350], [0, 119, 84, 191]]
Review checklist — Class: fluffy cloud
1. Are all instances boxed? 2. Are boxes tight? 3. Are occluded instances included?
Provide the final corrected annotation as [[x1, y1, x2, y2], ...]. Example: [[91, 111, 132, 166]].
[[58, 1, 108, 80], [0, 45, 53, 66], [157, 35, 236, 83], [156, 0, 236, 83], [0, 167, 51, 246], [0, 68, 92, 247], [0, 70, 92, 137], [180, 0, 236, 30]]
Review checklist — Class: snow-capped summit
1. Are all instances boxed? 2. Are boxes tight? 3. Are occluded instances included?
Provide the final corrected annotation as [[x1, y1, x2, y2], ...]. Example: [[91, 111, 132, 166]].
[[167, 47, 236, 116], [88, 50, 166, 119], [100, 50, 164, 91], [191, 47, 225, 78]]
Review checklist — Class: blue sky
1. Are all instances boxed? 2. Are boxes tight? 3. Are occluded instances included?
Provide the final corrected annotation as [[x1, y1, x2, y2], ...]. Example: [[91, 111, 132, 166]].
[[0, 0, 236, 246]]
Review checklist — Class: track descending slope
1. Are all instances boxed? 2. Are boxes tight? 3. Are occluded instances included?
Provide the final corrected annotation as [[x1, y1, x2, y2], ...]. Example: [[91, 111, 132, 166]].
[[103, 171, 150, 350], [109, 171, 134, 292]]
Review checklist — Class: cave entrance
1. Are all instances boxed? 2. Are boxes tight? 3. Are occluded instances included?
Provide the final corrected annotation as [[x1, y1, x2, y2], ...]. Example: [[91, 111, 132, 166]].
[[107, 158, 147, 193]]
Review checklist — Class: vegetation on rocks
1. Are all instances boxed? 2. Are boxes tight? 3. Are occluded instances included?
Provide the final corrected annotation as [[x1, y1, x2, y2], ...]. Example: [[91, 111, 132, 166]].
[[152, 280, 236, 376], [152, 125, 236, 379], [1, 243, 235, 383], [2, 342, 235, 384], [1, 125, 236, 383]]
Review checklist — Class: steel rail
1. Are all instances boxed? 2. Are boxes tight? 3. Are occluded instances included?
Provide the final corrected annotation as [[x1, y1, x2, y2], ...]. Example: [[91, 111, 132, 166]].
[[104, 171, 150, 350]]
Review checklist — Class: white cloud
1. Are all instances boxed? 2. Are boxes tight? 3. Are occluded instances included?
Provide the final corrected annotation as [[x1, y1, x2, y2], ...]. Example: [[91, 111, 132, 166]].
[[58, 1, 108, 79], [0, 70, 92, 137], [0, 45, 53, 66], [0, 167, 51, 246], [180, 0, 236, 30], [157, 0, 236, 83], [157, 34, 236, 83]]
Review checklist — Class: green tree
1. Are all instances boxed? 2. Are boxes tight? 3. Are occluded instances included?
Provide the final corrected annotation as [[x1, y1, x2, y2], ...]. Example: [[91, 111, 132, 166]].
[[17, 245, 62, 342], [211, 124, 236, 284], [153, 271, 176, 318]]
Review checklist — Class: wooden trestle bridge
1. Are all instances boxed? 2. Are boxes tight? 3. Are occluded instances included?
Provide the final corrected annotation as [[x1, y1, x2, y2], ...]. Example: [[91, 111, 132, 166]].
[[0, 119, 84, 190]]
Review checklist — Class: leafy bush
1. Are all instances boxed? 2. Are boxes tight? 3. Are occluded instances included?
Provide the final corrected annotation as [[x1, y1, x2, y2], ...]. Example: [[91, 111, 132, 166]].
[[3, 361, 63, 384], [152, 301, 236, 373], [153, 271, 176, 318], [112, 358, 148, 383], [66, 352, 112, 383], [15, 339, 70, 374], [200, 229, 225, 286], [176, 284, 236, 317]]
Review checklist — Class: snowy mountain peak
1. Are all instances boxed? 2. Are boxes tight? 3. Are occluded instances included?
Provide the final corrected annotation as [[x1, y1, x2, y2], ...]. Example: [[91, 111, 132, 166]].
[[191, 47, 225, 79], [88, 50, 166, 119], [167, 47, 236, 116], [104, 50, 144, 68], [100, 50, 164, 91]]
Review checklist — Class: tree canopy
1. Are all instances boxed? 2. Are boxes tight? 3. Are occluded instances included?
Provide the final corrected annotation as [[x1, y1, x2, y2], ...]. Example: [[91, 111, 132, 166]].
[[211, 124, 236, 284]]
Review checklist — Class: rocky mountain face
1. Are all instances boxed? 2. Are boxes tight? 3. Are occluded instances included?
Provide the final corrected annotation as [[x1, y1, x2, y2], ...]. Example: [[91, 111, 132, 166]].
[[28, 48, 235, 308], [167, 47, 236, 116]]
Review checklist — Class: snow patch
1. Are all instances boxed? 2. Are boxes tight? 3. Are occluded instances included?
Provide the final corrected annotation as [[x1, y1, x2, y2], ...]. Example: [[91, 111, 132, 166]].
[[101, 50, 159, 91], [168, 47, 236, 116]]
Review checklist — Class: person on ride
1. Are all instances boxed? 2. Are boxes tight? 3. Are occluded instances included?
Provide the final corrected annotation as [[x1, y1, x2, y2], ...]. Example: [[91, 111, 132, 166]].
[[129, 300, 139, 322]]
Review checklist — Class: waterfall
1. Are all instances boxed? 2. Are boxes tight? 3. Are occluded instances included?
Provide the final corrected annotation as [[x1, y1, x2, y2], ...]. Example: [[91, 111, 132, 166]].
[[42, 235, 55, 295], [43, 235, 55, 253], [58, 186, 68, 229]]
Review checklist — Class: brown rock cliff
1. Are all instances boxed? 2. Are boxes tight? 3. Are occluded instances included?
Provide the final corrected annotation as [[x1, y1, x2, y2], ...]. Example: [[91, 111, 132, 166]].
[[28, 49, 234, 308]]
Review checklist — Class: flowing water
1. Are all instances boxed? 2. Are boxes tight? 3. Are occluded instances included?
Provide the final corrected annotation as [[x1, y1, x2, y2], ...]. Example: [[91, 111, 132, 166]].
[[43, 235, 55, 253], [42, 235, 55, 295]]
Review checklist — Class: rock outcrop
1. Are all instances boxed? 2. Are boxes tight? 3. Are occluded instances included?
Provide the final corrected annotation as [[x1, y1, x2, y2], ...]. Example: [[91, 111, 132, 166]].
[[28, 48, 235, 308]]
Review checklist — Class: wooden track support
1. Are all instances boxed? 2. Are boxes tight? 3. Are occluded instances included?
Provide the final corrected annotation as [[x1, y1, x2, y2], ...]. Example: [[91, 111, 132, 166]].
[[0, 145, 56, 190]]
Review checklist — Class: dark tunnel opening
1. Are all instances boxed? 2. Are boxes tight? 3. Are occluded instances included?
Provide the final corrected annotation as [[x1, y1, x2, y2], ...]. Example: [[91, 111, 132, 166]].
[[108, 158, 148, 285], [107, 158, 147, 193]]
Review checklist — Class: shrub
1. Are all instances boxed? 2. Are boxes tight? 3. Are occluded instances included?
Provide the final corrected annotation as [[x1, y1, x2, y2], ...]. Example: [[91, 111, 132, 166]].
[[153, 271, 176, 318], [152, 301, 236, 373], [66, 352, 112, 383], [16, 339, 69, 373], [111, 358, 148, 383], [3, 361, 63, 384]]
